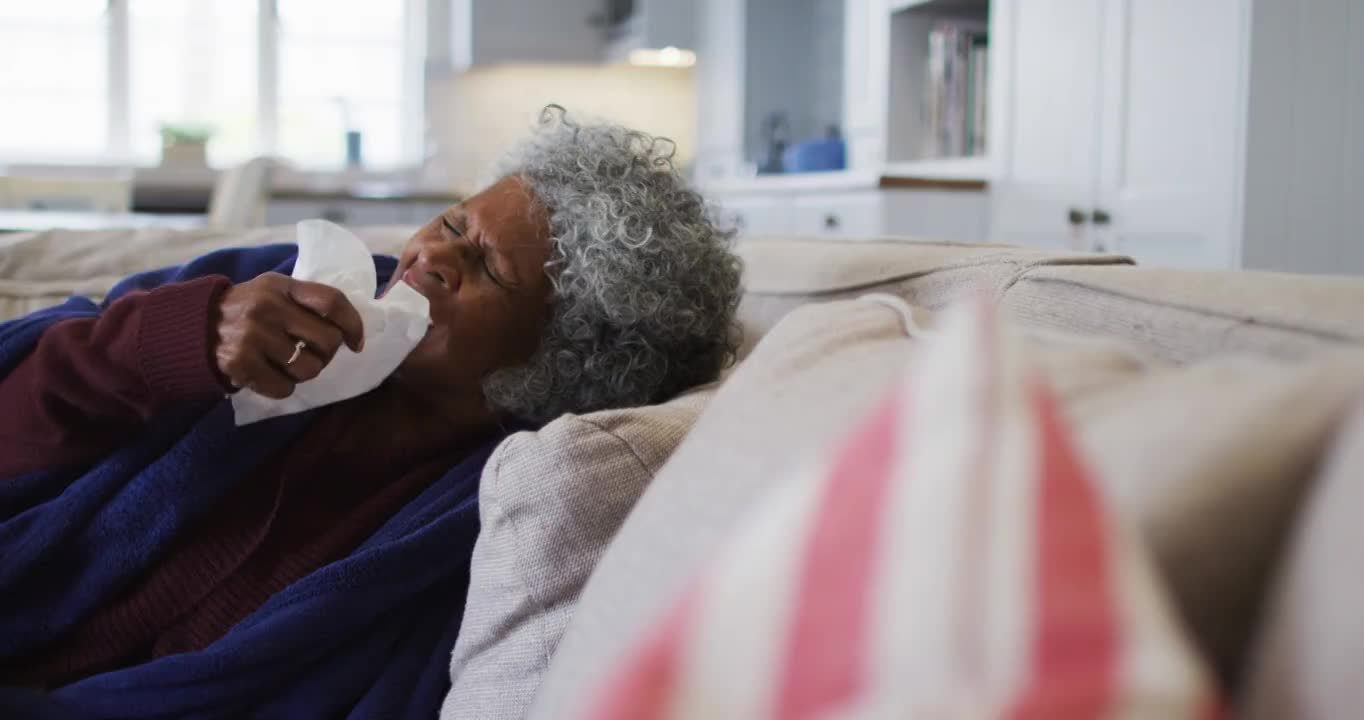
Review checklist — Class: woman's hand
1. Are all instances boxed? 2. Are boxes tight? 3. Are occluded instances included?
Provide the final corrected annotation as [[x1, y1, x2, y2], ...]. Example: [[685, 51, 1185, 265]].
[[212, 273, 365, 398]]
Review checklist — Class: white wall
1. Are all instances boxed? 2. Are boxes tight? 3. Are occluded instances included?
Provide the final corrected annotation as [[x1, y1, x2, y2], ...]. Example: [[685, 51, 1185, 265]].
[[1242, 0, 1364, 274], [426, 64, 696, 195]]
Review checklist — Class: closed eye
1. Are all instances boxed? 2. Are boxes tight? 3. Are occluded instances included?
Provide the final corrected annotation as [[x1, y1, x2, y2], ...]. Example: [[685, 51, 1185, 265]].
[[447, 217, 514, 290], [479, 250, 510, 290]]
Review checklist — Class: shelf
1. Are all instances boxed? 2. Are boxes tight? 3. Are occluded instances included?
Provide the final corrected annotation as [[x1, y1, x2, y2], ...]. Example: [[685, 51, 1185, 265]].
[[697, 165, 988, 195], [887, 3, 991, 165], [882, 156, 991, 181], [698, 170, 880, 195], [890, 0, 989, 14]]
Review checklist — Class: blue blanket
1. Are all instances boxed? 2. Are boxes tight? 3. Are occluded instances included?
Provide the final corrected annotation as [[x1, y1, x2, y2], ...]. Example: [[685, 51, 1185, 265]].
[[0, 246, 500, 719]]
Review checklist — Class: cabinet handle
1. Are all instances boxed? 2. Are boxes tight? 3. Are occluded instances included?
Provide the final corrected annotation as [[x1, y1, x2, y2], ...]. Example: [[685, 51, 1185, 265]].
[[1092, 209, 1112, 226], [823, 213, 840, 230], [1067, 208, 1089, 226]]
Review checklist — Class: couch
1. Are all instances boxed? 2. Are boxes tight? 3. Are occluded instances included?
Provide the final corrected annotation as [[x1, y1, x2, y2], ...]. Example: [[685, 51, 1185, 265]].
[[2, 226, 1362, 718]]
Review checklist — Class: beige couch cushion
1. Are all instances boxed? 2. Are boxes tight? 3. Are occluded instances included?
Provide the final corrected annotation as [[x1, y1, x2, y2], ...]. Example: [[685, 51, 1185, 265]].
[[1004, 264, 1364, 361], [733, 236, 1364, 365], [1052, 342, 1364, 683], [1240, 399, 1364, 719], [734, 237, 1133, 358], [442, 387, 712, 720], [987, 333, 1364, 683], [0, 225, 414, 322], [0, 225, 413, 282], [531, 299, 1364, 717]]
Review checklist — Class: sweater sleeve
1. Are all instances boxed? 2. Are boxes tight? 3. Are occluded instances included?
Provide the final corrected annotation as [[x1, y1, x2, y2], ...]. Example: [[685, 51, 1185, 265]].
[[0, 275, 234, 480]]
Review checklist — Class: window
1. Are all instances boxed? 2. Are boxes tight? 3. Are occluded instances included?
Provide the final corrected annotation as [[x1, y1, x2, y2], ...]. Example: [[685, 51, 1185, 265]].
[[0, 0, 423, 170], [129, 0, 258, 167], [277, 0, 408, 169], [0, 2, 108, 162]]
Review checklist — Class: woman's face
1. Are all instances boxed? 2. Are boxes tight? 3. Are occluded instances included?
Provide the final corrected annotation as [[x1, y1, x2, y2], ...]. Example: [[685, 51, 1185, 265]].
[[386, 176, 553, 398]]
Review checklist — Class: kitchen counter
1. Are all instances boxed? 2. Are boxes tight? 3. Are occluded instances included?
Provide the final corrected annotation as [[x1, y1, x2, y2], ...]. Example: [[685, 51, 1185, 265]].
[[270, 188, 460, 204], [129, 168, 459, 216], [697, 169, 987, 196], [3, 163, 462, 226]]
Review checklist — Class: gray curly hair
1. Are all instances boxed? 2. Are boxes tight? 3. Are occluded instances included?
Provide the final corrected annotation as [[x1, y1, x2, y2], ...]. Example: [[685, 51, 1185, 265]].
[[481, 106, 743, 424]]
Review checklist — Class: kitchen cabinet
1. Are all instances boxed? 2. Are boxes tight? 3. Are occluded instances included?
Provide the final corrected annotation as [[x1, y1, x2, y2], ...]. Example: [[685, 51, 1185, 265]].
[[450, 0, 604, 69], [696, 0, 990, 181], [986, 0, 1101, 253], [697, 0, 1362, 272], [991, 0, 1363, 273], [718, 194, 794, 236], [992, 0, 1244, 268], [1093, 0, 1245, 268], [449, 0, 696, 70], [602, 0, 696, 63], [695, 0, 850, 182], [717, 183, 989, 242], [695, 0, 991, 240]]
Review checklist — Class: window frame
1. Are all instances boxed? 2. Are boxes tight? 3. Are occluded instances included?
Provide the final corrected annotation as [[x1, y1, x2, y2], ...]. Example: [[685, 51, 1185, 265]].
[[97, 0, 425, 169]]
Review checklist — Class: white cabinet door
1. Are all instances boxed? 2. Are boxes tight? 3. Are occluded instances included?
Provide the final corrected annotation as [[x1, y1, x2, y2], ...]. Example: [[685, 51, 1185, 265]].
[[1094, 0, 1249, 269], [989, 0, 1104, 252], [709, 188, 989, 240], [882, 190, 990, 243], [716, 195, 796, 237], [789, 192, 883, 237]]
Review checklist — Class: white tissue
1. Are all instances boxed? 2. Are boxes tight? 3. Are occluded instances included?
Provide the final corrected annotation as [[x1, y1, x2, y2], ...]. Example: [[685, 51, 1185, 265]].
[[231, 219, 430, 426]]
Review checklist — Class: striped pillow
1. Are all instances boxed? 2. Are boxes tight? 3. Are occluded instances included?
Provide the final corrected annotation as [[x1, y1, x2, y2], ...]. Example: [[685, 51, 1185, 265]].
[[583, 297, 1224, 720]]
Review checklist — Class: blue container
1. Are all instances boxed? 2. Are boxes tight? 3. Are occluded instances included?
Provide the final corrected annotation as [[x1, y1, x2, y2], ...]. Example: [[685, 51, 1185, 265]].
[[782, 137, 846, 173], [346, 130, 363, 168]]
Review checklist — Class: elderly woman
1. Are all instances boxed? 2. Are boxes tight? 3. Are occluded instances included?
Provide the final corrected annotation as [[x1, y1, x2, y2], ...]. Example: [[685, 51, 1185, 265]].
[[0, 108, 741, 717]]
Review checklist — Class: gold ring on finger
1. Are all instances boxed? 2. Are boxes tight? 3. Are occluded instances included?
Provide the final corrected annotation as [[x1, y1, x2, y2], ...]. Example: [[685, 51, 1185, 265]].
[[286, 339, 306, 366]]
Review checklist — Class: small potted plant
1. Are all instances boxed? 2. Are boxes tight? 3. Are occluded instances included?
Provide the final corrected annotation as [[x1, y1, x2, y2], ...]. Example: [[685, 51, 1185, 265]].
[[159, 123, 214, 168]]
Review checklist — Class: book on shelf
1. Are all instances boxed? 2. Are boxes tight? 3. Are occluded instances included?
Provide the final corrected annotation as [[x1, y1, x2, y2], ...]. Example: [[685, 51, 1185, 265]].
[[923, 22, 989, 159], [969, 34, 988, 155]]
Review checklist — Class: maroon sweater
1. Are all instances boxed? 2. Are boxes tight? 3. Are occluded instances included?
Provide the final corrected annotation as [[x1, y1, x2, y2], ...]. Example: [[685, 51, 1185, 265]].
[[0, 277, 461, 687]]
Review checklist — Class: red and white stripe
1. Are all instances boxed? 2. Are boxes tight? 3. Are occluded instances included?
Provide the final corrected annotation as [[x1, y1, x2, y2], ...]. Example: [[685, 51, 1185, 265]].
[[587, 297, 1223, 720]]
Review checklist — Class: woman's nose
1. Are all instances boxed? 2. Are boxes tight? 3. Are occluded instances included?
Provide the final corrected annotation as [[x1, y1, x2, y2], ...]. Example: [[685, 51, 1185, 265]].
[[431, 263, 461, 292], [423, 235, 473, 290]]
